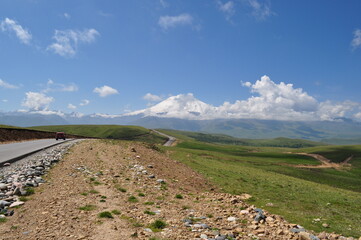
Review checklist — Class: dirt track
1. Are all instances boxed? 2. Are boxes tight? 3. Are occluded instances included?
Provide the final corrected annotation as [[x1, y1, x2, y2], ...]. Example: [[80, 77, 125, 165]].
[[293, 153, 353, 170]]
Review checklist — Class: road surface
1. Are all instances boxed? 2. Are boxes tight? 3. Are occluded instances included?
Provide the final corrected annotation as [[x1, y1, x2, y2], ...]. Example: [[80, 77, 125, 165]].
[[152, 130, 176, 146], [0, 139, 70, 164]]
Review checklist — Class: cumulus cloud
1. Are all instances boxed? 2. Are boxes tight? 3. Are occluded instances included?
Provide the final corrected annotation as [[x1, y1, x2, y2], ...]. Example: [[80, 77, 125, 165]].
[[158, 13, 193, 30], [47, 28, 99, 57], [143, 93, 163, 102], [67, 103, 77, 110], [0, 79, 19, 89], [132, 75, 361, 121], [22, 92, 54, 111], [0, 18, 32, 44], [351, 29, 361, 50], [93, 85, 119, 97], [80, 99, 90, 106], [43, 79, 78, 93], [247, 0, 274, 20], [217, 1, 235, 21], [216, 75, 320, 120]]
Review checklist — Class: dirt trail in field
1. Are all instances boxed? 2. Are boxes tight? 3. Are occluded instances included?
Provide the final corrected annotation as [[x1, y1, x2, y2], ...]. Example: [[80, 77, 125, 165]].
[[291, 153, 353, 170]]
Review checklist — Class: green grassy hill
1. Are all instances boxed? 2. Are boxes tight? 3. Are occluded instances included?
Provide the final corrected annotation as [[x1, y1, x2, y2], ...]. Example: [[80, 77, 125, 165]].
[[165, 139, 361, 237], [30, 125, 168, 144], [159, 129, 327, 148]]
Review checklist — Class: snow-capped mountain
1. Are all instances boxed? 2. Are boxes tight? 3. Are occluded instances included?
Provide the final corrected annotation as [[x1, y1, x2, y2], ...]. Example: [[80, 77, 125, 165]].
[[126, 93, 219, 120]]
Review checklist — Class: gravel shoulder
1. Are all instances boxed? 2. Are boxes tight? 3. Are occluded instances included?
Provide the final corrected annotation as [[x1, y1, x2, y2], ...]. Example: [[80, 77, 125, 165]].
[[0, 140, 358, 240]]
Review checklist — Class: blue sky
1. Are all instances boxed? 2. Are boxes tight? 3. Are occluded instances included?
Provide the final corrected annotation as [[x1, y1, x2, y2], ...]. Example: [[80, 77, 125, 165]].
[[1, 0, 361, 120]]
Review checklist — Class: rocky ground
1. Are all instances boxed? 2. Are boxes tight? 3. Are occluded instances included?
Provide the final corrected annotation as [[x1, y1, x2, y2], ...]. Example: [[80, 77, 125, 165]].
[[0, 139, 359, 240]]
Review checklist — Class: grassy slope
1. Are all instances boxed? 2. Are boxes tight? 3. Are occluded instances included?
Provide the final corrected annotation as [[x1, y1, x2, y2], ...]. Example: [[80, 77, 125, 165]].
[[166, 140, 361, 237], [159, 129, 327, 148], [31, 125, 168, 144]]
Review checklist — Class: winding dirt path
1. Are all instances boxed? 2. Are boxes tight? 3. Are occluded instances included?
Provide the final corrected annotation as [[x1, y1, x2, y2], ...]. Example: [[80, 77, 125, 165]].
[[291, 153, 353, 170]]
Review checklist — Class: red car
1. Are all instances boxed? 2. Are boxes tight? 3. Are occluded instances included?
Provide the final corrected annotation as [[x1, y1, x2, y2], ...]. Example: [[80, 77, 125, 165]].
[[55, 132, 66, 140]]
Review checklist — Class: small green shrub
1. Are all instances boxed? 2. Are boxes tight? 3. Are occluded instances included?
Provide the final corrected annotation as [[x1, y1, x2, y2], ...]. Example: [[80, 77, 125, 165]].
[[79, 205, 96, 211], [149, 220, 167, 232], [144, 201, 154, 205], [144, 210, 156, 215], [128, 196, 138, 203], [138, 193, 145, 197], [98, 211, 113, 218], [175, 194, 183, 199], [111, 210, 121, 215]]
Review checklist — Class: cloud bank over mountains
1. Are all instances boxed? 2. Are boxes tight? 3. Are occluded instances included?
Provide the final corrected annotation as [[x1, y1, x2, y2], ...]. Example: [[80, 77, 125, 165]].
[[3, 75, 361, 122], [127, 75, 361, 121]]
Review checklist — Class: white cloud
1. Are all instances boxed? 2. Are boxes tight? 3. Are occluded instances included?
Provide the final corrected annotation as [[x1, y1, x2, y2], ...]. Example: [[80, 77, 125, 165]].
[[351, 29, 361, 50], [47, 28, 99, 57], [93, 85, 119, 97], [143, 93, 163, 102], [158, 13, 193, 30], [217, 1, 235, 20], [0, 79, 19, 89], [43, 79, 78, 92], [0, 18, 32, 44], [247, 0, 274, 20], [22, 92, 54, 111], [79, 99, 90, 106], [130, 75, 361, 121], [63, 13, 71, 19], [354, 112, 361, 119], [2, 99, 8, 103], [67, 103, 77, 110]]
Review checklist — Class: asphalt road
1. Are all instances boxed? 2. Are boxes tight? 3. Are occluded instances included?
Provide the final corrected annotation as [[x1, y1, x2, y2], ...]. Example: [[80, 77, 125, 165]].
[[152, 130, 176, 146], [0, 139, 70, 164]]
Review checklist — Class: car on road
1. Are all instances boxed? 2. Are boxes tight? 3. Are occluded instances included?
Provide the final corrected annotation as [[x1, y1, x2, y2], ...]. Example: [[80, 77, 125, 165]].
[[55, 132, 66, 140]]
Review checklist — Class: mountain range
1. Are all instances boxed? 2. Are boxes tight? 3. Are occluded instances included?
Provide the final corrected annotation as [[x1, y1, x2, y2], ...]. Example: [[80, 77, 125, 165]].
[[1, 94, 361, 144]]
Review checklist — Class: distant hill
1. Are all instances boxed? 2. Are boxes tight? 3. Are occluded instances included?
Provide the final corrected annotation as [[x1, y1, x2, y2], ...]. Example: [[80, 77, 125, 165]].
[[30, 125, 168, 144], [158, 129, 327, 148], [2, 111, 361, 144]]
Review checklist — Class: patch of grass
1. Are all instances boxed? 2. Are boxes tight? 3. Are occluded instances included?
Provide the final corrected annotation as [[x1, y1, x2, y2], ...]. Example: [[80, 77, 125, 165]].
[[93, 181, 101, 186], [98, 211, 113, 219], [175, 194, 183, 199], [0, 218, 7, 223], [116, 186, 127, 192], [182, 205, 190, 210], [79, 205, 96, 211], [144, 201, 154, 205], [23, 187, 35, 196], [80, 192, 88, 196], [138, 192, 145, 197], [18, 196, 29, 202], [144, 210, 156, 215], [89, 189, 99, 194], [148, 219, 167, 232], [169, 141, 361, 237], [128, 196, 138, 203], [100, 195, 107, 199], [111, 210, 121, 215], [207, 214, 213, 218], [99, 199, 106, 203], [10, 225, 18, 230]]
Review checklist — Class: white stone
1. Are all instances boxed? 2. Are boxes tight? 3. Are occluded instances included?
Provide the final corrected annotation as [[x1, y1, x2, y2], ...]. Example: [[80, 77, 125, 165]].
[[9, 201, 25, 208]]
